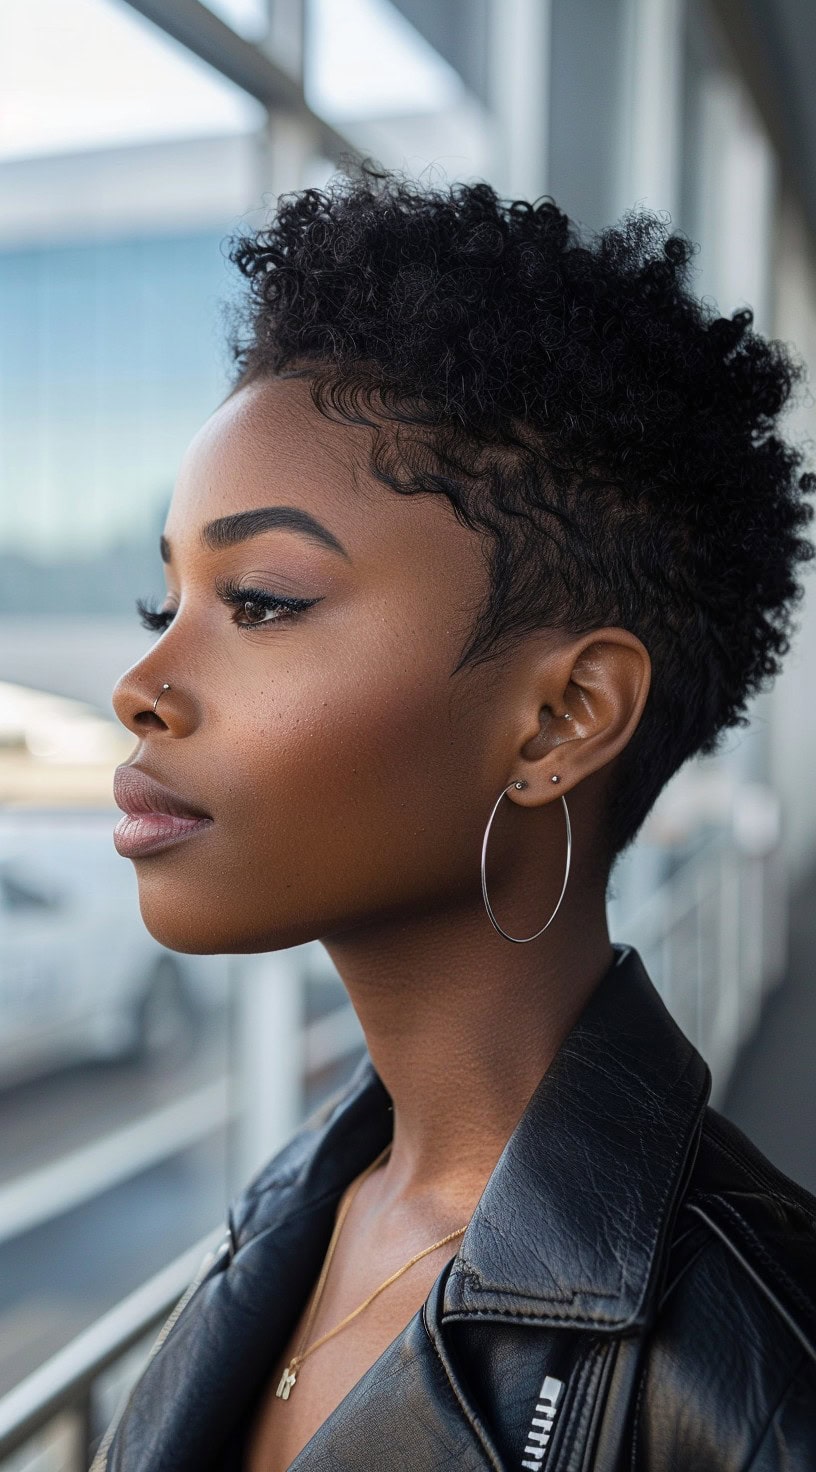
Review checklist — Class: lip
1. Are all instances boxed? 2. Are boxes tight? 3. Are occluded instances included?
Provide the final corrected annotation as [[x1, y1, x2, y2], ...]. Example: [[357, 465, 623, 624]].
[[112, 765, 213, 858]]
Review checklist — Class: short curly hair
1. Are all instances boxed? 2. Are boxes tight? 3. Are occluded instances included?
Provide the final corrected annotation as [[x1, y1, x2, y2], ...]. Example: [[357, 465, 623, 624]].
[[224, 159, 816, 872]]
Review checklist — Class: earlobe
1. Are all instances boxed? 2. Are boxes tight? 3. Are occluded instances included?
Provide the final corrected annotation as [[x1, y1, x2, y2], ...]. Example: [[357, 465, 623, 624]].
[[511, 628, 650, 801]]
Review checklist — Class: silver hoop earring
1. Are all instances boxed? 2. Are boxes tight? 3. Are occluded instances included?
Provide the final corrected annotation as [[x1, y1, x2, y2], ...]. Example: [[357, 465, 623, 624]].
[[480, 779, 572, 943]]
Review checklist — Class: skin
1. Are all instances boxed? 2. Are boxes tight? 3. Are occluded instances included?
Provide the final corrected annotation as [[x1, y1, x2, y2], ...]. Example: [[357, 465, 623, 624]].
[[111, 371, 652, 1467]]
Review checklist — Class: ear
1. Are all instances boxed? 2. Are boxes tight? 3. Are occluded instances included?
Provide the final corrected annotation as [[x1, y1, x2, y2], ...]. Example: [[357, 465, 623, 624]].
[[506, 627, 652, 807]]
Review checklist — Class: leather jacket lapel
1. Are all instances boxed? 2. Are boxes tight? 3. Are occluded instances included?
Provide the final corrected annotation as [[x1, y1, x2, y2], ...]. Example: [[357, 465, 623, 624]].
[[442, 944, 711, 1332], [285, 1272, 502, 1471]]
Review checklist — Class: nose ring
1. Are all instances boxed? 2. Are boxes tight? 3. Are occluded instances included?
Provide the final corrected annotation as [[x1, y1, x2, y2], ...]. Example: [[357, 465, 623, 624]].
[[152, 683, 171, 714]]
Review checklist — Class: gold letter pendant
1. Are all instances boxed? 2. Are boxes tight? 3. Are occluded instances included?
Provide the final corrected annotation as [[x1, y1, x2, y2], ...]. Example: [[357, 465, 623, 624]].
[[275, 1363, 298, 1399]]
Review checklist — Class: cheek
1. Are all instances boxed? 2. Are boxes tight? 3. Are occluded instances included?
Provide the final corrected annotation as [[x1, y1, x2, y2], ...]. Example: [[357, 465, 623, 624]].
[[131, 607, 489, 953], [227, 638, 455, 832]]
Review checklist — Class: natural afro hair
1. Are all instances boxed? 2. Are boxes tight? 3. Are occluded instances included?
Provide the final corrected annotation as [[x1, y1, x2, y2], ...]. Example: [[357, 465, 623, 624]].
[[224, 158, 816, 873]]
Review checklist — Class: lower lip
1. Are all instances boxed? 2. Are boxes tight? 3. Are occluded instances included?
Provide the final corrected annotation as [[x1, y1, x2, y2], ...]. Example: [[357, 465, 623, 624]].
[[113, 812, 213, 858]]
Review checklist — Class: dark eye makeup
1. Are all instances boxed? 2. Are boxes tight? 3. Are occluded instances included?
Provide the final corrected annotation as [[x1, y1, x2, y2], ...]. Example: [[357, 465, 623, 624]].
[[135, 573, 323, 634]]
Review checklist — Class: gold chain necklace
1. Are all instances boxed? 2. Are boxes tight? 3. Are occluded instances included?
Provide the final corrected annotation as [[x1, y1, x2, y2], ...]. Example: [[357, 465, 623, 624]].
[[275, 1142, 468, 1399]]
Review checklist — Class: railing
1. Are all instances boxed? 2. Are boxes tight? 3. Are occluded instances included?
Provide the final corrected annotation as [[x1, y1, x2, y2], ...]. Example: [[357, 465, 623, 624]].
[[610, 779, 787, 1102], [0, 1231, 220, 1470], [0, 989, 365, 1472], [0, 780, 789, 1469]]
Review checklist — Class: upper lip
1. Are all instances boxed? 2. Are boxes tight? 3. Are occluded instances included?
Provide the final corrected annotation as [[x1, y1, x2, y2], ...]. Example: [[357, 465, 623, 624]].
[[113, 765, 213, 821]]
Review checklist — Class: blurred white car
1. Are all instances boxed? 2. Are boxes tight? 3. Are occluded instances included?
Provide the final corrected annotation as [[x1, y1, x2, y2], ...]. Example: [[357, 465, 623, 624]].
[[0, 810, 229, 1088]]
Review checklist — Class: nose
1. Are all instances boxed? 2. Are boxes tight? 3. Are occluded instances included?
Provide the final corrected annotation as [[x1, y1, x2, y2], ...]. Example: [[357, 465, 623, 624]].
[[111, 667, 188, 737]]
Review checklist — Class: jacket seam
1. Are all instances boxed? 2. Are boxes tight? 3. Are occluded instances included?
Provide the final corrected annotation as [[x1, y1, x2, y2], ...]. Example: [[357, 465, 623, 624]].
[[576, 1340, 626, 1472], [625, 1042, 708, 1312], [560, 1342, 608, 1472], [663, 1216, 702, 1255], [741, 1352, 808, 1471], [419, 1302, 505, 1472], [686, 1201, 816, 1367], [627, 1231, 709, 1470], [657, 1236, 708, 1311], [452, 1261, 622, 1305], [627, 1348, 650, 1472], [441, 1302, 642, 1329], [707, 1196, 815, 1327], [568, 1348, 606, 1472]]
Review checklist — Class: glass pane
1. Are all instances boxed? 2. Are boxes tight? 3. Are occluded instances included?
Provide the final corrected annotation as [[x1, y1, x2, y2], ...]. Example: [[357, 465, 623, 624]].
[[200, 0, 270, 40], [305, 0, 464, 119], [0, 0, 265, 160], [303, 0, 492, 184], [0, 0, 265, 1404]]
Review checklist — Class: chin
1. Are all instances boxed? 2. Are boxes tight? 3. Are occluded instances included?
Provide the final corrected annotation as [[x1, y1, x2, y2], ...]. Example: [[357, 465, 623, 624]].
[[137, 907, 229, 955], [134, 882, 322, 957]]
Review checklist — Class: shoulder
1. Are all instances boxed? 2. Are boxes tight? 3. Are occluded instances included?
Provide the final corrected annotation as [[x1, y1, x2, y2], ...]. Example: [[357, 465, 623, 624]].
[[632, 1106, 816, 1469]]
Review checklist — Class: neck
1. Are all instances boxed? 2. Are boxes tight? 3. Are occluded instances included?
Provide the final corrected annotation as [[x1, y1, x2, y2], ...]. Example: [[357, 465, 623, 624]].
[[323, 881, 613, 1214]]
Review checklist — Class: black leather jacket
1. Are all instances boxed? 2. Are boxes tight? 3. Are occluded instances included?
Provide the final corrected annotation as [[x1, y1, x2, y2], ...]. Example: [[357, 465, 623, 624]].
[[94, 942, 816, 1470]]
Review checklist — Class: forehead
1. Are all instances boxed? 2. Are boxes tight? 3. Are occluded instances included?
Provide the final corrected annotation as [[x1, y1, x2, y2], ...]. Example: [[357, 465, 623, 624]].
[[167, 372, 468, 571]]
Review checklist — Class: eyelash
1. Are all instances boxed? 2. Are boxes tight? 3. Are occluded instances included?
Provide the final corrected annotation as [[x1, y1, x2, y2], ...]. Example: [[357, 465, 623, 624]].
[[135, 575, 321, 634]]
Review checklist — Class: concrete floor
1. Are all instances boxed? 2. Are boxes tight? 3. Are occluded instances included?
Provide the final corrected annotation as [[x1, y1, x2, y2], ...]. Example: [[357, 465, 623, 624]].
[[722, 857, 816, 1197]]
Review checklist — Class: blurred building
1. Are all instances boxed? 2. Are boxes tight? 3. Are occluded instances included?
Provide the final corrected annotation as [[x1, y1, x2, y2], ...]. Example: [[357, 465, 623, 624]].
[[1, 2, 815, 1467]]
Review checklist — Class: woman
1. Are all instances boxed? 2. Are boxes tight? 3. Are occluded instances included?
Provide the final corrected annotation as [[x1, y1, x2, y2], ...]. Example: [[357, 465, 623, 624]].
[[101, 164, 816, 1470]]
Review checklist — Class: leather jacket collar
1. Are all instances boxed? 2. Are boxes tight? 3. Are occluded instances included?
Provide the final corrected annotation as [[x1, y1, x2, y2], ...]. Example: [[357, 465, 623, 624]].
[[442, 943, 711, 1331], [232, 941, 711, 1331], [101, 942, 714, 1470]]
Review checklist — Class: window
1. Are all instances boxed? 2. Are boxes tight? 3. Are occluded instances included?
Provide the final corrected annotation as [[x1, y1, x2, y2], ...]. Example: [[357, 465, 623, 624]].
[[0, 0, 266, 1406]]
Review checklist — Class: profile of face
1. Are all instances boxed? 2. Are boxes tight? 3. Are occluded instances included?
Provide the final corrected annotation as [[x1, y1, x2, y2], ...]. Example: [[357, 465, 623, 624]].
[[111, 373, 647, 957], [111, 374, 495, 954]]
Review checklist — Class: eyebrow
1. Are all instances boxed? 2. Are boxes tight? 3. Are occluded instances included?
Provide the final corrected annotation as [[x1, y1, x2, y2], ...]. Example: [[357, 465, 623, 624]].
[[159, 507, 350, 564]]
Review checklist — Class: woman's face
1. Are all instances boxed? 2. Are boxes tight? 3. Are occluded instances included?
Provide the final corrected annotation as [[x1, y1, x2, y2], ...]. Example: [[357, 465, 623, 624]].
[[111, 373, 511, 955]]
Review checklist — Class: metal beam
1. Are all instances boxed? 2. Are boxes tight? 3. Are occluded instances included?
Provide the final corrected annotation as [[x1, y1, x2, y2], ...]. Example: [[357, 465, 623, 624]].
[[709, 0, 816, 243], [123, 0, 360, 167]]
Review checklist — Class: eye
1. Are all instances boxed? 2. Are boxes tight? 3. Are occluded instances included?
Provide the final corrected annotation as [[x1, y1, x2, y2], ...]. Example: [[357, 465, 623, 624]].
[[136, 596, 175, 632], [215, 575, 323, 628], [231, 595, 306, 627], [134, 583, 322, 635]]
